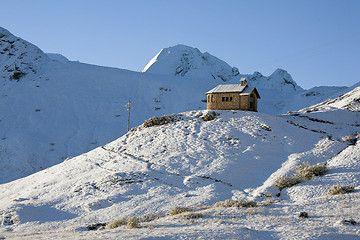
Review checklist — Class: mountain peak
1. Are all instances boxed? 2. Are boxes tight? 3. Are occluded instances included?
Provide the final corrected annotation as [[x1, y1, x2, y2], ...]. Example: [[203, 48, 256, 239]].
[[142, 44, 238, 82], [142, 44, 304, 92], [0, 26, 48, 81], [268, 68, 302, 91]]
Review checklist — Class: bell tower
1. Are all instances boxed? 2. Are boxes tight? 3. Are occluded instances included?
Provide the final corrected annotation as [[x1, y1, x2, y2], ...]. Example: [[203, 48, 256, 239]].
[[240, 77, 247, 86]]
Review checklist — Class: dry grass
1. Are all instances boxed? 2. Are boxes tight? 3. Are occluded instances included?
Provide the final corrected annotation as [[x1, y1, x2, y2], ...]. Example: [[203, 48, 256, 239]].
[[105, 216, 140, 229], [181, 212, 204, 220], [105, 217, 127, 229], [273, 175, 303, 190], [296, 162, 327, 180], [143, 115, 171, 128], [328, 185, 355, 195], [201, 111, 218, 121], [274, 162, 328, 190], [169, 206, 191, 216], [128, 216, 140, 229], [141, 213, 162, 222], [214, 199, 256, 208], [342, 135, 356, 145]]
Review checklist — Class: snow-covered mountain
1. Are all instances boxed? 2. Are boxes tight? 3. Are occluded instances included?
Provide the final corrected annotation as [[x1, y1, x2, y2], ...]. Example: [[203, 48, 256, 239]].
[[299, 86, 360, 113], [143, 44, 240, 82], [0, 26, 356, 185], [142, 44, 354, 114], [0, 92, 359, 239], [46, 53, 69, 63], [1, 25, 360, 238], [0, 27, 49, 81], [142, 44, 303, 92]]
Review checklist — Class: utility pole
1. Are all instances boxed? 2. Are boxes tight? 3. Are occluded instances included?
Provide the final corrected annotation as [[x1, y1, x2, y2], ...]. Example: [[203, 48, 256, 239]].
[[125, 100, 132, 132]]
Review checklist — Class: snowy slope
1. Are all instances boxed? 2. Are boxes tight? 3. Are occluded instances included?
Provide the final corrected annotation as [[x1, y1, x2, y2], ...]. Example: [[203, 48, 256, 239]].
[[0, 27, 49, 81], [142, 44, 241, 82], [142, 44, 355, 114], [253, 88, 360, 198], [0, 106, 359, 239], [143, 44, 303, 91], [0, 28, 213, 183], [299, 86, 360, 112], [0, 26, 356, 186], [0, 58, 215, 183], [46, 53, 69, 63]]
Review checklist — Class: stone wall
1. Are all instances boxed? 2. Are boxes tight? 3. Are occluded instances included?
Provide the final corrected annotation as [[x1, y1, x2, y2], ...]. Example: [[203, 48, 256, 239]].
[[207, 92, 258, 111]]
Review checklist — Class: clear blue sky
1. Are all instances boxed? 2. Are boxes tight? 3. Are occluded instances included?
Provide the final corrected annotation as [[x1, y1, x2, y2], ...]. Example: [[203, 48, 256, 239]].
[[1, 0, 359, 89]]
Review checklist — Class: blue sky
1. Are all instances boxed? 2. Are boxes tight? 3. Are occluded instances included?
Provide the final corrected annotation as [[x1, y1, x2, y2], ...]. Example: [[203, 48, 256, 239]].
[[1, 0, 359, 89]]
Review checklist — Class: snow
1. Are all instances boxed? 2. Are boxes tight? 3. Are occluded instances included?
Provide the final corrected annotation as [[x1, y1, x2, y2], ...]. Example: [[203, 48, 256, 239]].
[[45, 53, 69, 63], [0, 106, 359, 239], [299, 86, 360, 112], [0, 27, 49, 81], [0, 28, 354, 184], [142, 44, 238, 82], [0, 26, 360, 239]]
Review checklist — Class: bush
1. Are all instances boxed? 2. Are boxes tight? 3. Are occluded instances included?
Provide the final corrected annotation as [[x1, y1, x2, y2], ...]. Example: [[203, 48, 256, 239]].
[[274, 162, 328, 190], [181, 212, 203, 220], [143, 115, 171, 128], [201, 111, 217, 121], [128, 216, 140, 229], [273, 175, 304, 190], [141, 213, 162, 222], [342, 136, 356, 145], [328, 185, 355, 195], [105, 216, 140, 229], [296, 162, 327, 180], [214, 199, 256, 208], [105, 217, 127, 229], [169, 206, 191, 216]]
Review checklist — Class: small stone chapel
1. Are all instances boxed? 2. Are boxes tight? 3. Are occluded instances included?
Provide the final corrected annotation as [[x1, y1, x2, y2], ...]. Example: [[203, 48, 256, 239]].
[[206, 78, 261, 111]]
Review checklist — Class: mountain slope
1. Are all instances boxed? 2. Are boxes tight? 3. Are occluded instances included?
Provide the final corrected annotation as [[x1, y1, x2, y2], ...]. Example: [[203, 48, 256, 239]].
[[0, 27, 356, 185], [0, 27, 48, 81], [0, 58, 215, 183], [0, 106, 359, 239], [142, 44, 356, 114], [142, 44, 240, 82], [142, 44, 303, 92], [299, 86, 360, 113], [0, 28, 212, 183]]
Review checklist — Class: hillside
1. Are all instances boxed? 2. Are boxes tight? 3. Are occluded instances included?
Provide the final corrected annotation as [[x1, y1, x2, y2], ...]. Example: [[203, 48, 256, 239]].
[[142, 44, 352, 114], [0, 26, 357, 186], [142, 45, 303, 91], [0, 89, 359, 239], [298, 86, 360, 113]]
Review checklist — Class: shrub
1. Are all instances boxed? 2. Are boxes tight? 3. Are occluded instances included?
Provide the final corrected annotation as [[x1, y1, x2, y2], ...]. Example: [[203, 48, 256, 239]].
[[128, 216, 140, 229], [273, 175, 304, 190], [214, 199, 256, 208], [105, 216, 140, 229], [141, 213, 161, 222], [143, 115, 171, 128], [201, 111, 217, 121], [342, 136, 356, 145], [169, 206, 191, 216], [274, 162, 328, 190], [296, 162, 328, 180], [181, 212, 203, 220], [105, 217, 127, 229], [328, 185, 355, 195]]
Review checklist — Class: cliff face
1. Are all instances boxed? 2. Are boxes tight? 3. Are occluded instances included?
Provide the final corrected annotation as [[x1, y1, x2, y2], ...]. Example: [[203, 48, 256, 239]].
[[0, 27, 49, 82]]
